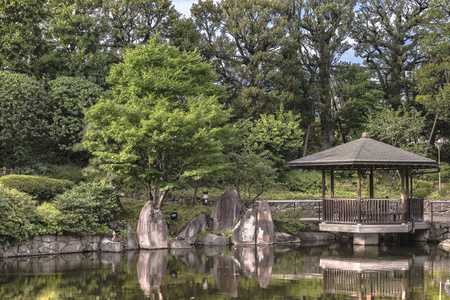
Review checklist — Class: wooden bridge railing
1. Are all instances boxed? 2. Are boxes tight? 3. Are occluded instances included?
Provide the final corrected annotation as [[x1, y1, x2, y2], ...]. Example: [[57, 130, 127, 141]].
[[323, 198, 424, 224], [1, 167, 20, 176]]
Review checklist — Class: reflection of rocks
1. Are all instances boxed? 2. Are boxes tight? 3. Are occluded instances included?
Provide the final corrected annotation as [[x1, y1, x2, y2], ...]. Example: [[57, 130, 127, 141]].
[[126, 250, 138, 272], [211, 254, 242, 298], [256, 246, 274, 288], [137, 202, 169, 249], [274, 232, 301, 244], [202, 245, 228, 257], [170, 248, 206, 273], [211, 190, 246, 233], [176, 214, 206, 244], [231, 200, 274, 245], [198, 233, 228, 246], [232, 245, 274, 288], [137, 250, 168, 297], [101, 252, 122, 273]]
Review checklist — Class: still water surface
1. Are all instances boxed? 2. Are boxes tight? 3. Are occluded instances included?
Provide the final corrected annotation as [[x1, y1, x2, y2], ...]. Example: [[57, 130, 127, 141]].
[[1, 242, 450, 299]]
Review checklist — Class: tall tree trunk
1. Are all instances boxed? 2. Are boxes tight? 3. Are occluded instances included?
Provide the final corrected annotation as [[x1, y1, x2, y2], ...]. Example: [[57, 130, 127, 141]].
[[424, 112, 439, 155]]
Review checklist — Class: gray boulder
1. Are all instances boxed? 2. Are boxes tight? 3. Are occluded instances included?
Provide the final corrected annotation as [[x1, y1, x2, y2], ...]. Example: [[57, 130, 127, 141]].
[[171, 239, 193, 249], [231, 209, 257, 244], [274, 232, 301, 244], [255, 200, 274, 245], [137, 201, 169, 249], [176, 214, 207, 244], [101, 237, 124, 252], [198, 233, 229, 246], [439, 239, 450, 252], [125, 223, 139, 250], [211, 190, 246, 233], [231, 200, 274, 245]]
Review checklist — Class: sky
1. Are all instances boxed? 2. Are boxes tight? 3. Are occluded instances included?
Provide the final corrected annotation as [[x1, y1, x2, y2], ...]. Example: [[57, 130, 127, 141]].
[[171, 0, 364, 64]]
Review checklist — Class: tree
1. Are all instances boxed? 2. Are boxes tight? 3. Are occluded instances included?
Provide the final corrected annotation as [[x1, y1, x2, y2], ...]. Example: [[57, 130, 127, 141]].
[[366, 105, 426, 153], [352, 0, 433, 107], [192, 0, 292, 119], [42, 0, 114, 87], [332, 64, 384, 142], [48, 76, 103, 161], [414, 0, 450, 153], [102, 0, 180, 51], [0, 0, 48, 76], [286, 0, 356, 149], [84, 37, 230, 208], [0, 71, 54, 167], [226, 150, 277, 203], [243, 106, 304, 172]]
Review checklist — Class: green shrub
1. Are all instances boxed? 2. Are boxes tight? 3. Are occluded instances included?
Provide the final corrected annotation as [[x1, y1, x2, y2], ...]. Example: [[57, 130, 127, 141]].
[[0, 175, 74, 202], [35, 203, 65, 235], [52, 182, 123, 235], [272, 208, 307, 234], [283, 170, 322, 192], [413, 180, 434, 198], [43, 164, 84, 183], [0, 187, 38, 244]]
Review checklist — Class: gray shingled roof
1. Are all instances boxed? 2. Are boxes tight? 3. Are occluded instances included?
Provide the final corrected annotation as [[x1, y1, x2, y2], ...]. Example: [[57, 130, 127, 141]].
[[288, 135, 438, 169]]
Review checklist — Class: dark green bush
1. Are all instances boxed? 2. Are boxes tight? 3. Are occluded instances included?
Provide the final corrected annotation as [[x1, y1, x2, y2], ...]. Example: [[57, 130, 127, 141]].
[[52, 182, 123, 235], [272, 208, 307, 234], [283, 170, 322, 192], [0, 175, 74, 202], [43, 164, 84, 183], [0, 187, 38, 244], [413, 180, 434, 198]]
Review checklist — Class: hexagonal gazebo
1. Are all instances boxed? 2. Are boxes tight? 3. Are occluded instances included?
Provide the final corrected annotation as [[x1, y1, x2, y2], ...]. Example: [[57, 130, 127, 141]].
[[288, 132, 438, 245]]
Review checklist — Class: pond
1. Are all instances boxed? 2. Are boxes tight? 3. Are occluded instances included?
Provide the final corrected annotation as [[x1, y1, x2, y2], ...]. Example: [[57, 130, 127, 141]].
[[1, 242, 450, 299]]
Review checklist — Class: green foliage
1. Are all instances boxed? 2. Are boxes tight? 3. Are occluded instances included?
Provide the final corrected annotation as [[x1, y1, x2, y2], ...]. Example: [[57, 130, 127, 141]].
[[0, 186, 38, 244], [0, 71, 55, 167], [272, 208, 307, 234], [35, 202, 65, 235], [161, 203, 212, 236], [282, 170, 322, 192], [367, 105, 427, 154], [0, 175, 74, 202], [226, 150, 277, 202], [42, 164, 85, 183], [52, 182, 123, 235], [84, 36, 230, 207], [48, 76, 103, 153], [413, 180, 434, 198], [243, 106, 304, 172]]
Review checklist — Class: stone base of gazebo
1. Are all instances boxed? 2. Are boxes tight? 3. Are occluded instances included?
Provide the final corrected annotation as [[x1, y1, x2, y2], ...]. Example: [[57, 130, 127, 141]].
[[320, 222, 431, 245]]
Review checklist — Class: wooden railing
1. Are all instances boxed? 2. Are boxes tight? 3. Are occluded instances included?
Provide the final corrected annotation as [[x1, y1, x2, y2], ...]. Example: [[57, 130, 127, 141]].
[[1, 167, 20, 176], [323, 269, 407, 298], [323, 198, 424, 224]]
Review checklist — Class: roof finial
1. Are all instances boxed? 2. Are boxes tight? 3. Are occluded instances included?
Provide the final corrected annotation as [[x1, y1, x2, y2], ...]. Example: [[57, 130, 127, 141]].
[[361, 132, 370, 138]]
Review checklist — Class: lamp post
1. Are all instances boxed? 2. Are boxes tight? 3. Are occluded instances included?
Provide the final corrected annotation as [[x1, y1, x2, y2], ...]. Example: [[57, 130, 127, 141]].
[[435, 138, 444, 190]]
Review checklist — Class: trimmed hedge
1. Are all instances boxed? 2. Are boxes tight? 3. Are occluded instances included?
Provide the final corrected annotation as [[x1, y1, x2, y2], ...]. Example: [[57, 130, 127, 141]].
[[0, 175, 74, 202], [52, 182, 123, 235], [0, 187, 38, 244]]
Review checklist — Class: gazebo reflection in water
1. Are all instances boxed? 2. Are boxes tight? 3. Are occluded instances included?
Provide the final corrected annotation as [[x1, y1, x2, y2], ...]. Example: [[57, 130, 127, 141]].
[[320, 256, 425, 299]]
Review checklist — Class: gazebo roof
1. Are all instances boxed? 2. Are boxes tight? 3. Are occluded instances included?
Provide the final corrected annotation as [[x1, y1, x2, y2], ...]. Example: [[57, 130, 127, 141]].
[[288, 133, 438, 170]]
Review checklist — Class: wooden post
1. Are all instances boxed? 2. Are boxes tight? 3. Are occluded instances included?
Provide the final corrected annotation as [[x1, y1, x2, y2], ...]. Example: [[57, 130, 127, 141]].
[[410, 172, 413, 199], [357, 167, 361, 224], [401, 167, 406, 223], [369, 166, 374, 199], [330, 167, 335, 198], [322, 167, 326, 221]]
